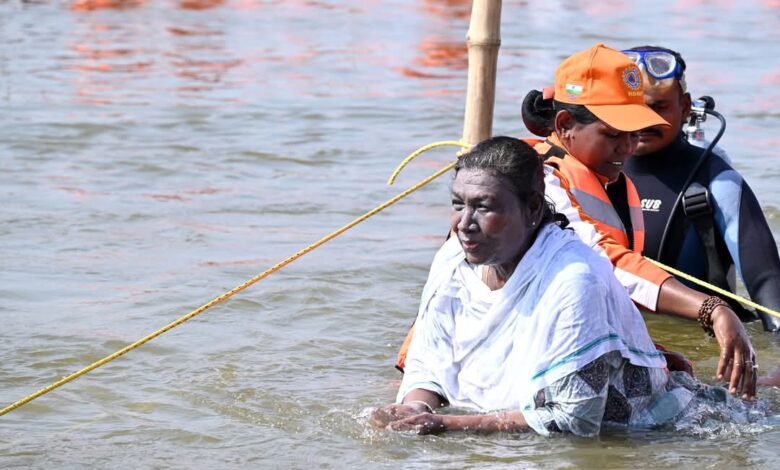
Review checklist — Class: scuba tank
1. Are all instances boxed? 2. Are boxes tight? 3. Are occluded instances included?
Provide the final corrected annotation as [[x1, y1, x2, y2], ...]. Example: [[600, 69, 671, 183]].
[[686, 96, 731, 163], [685, 95, 716, 143]]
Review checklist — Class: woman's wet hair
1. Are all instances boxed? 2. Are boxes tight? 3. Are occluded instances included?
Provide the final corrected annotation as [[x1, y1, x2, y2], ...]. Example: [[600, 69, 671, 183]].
[[521, 90, 598, 137], [454, 136, 568, 229]]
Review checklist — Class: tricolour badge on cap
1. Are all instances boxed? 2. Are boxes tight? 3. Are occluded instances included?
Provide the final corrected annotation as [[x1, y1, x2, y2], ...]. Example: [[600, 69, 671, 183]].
[[565, 83, 583, 98]]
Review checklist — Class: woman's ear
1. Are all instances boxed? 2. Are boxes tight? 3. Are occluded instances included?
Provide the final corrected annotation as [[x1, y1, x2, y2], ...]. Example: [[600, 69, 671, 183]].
[[554, 110, 575, 144], [528, 193, 545, 227]]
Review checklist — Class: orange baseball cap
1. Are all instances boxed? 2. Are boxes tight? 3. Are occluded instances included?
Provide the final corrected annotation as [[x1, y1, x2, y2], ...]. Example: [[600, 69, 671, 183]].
[[554, 43, 670, 132]]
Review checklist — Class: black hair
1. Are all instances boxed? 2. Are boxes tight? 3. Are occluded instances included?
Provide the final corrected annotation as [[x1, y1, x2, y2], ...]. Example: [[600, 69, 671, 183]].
[[454, 136, 568, 229], [521, 90, 598, 137]]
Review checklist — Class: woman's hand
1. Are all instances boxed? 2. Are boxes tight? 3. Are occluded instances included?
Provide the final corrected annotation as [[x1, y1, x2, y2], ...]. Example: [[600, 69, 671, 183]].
[[711, 305, 757, 400], [656, 280, 757, 399], [387, 412, 447, 435], [369, 402, 432, 428]]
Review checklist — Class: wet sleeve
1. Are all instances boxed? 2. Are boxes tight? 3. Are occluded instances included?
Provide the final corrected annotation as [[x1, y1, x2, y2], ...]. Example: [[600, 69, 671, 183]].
[[711, 170, 780, 330], [395, 292, 457, 403], [544, 166, 671, 311], [522, 355, 611, 437]]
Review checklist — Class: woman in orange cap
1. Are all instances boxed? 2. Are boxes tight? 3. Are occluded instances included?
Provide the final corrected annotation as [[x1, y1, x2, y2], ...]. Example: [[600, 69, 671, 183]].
[[521, 43, 757, 400]]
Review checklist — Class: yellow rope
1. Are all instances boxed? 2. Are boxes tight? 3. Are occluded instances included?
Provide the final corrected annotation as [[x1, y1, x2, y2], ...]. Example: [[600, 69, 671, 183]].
[[0, 141, 467, 417], [648, 258, 780, 319], [10, 137, 771, 416], [387, 140, 470, 185]]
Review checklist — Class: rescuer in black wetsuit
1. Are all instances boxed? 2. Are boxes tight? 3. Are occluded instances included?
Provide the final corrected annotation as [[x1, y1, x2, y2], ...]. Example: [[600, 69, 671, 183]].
[[622, 45, 780, 332]]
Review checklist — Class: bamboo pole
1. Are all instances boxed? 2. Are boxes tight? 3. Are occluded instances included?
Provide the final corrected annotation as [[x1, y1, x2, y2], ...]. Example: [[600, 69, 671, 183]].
[[462, 0, 502, 146]]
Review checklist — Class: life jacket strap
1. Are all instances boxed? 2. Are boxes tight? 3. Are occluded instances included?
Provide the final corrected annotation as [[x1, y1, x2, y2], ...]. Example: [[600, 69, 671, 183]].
[[683, 183, 756, 321], [541, 140, 567, 160]]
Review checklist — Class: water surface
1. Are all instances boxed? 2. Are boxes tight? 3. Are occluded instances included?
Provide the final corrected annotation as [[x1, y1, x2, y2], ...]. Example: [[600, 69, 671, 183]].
[[2, 0, 780, 468]]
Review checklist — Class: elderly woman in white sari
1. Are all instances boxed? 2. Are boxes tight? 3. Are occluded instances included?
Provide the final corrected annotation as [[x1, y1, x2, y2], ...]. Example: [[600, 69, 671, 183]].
[[371, 136, 697, 436]]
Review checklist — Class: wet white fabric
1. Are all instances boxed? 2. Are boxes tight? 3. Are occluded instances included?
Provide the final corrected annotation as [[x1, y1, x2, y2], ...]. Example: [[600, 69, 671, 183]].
[[397, 223, 666, 412], [543, 165, 662, 310]]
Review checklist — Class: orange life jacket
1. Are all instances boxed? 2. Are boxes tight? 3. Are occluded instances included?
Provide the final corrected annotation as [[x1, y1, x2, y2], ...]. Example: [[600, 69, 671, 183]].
[[534, 139, 645, 252], [396, 325, 415, 372]]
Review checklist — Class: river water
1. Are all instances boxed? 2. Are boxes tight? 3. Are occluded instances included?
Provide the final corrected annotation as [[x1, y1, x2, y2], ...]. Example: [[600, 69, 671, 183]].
[[2, 0, 780, 468]]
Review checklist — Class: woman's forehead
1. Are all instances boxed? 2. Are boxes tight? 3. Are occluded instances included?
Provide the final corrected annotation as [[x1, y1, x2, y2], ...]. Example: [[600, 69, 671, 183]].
[[452, 169, 516, 196]]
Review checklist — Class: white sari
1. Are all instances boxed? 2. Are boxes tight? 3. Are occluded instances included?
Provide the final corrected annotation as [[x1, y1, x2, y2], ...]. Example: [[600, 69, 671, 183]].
[[397, 224, 669, 417]]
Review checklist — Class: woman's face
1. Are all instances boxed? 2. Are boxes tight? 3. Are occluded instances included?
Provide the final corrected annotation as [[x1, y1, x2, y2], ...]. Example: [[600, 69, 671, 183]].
[[556, 111, 640, 183], [450, 169, 537, 268]]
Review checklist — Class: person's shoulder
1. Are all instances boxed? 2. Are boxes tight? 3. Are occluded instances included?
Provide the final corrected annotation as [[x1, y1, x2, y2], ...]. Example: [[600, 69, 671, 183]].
[[543, 162, 560, 175], [541, 227, 611, 281], [685, 139, 739, 177], [543, 163, 569, 189], [539, 250, 610, 310], [689, 138, 733, 164]]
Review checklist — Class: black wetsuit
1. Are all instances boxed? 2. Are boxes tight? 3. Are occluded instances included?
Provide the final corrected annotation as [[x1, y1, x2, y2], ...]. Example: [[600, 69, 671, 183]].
[[625, 134, 780, 332]]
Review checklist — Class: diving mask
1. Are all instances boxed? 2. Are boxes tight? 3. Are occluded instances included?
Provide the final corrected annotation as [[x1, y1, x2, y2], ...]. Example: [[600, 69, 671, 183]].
[[622, 48, 687, 92], [622, 49, 684, 79]]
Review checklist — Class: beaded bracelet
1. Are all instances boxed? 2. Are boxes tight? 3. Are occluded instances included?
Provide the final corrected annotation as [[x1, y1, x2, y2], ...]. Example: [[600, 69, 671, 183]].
[[698, 295, 728, 337]]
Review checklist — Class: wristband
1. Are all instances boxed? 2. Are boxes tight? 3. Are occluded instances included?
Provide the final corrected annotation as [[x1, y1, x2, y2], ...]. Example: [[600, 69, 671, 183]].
[[698, 295, 728, 337]]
